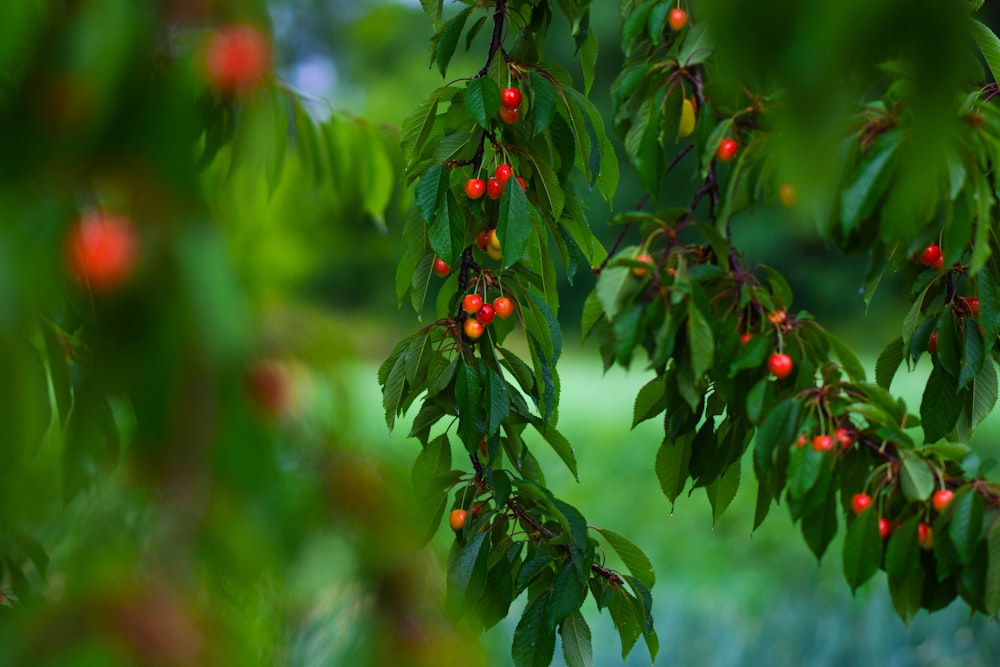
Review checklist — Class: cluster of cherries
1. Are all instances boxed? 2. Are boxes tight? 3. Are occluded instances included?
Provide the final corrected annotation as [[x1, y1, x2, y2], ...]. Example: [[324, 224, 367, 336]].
[[794, 427, 855, 453], [461, 292, 514, 339], [850, 487, 955, 548], [464, 163, 526, 204]]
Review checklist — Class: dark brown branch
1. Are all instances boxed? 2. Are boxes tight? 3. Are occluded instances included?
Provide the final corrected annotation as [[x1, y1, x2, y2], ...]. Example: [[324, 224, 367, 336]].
[[478, 0, 508, 78]]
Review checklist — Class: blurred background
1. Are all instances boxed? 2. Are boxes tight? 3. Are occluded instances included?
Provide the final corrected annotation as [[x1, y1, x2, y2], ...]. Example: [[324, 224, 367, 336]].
[[1, 0, 999, 665]]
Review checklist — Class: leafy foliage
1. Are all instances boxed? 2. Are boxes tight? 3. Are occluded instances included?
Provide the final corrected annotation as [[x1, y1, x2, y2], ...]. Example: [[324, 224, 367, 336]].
[[385, 1, 1000, 663]]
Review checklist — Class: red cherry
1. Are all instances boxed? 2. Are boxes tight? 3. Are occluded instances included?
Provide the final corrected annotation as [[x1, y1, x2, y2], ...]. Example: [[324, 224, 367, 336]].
[[795, 433, 808, 447], [516, 176, 526, 190], [740, 332, 753, 345], [204, 24, 272, 94], [462, 293, 483, 314], [477, 303, 495, 325], [465, 178, 486, 200], [968, 297, 980, 318], [501, 87, 522, 109], [493, 296, 514, 319], [919, 244, 942, 266], [67, 212, 139, 291], [668, 8, 687, 31], [851, 493, 872, 514], [918, 522, 934, 550], [932, 256, 944, 270], [487, 177, 503, 200], [463, 318, 485, 340], [927, 331, 938, 354], [495, 164, 513, 184], [479, 437, 488, 457], [768, 353, 793, 379], [449, 509, 467, 531], [499, 106, 519, 124], [767, 310, 787, 325], [878, 518, 891, 539], [716, 138, 738, 162], [932, 488, 954, 512], [476, 230, 491, 251], [812, 434, 834, 452], [834, 427, 853, 450], [433, 258, 450, 277]]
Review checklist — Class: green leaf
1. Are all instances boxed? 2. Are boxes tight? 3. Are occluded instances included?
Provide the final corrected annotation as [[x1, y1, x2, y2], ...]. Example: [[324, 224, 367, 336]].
[[687, 298, 714, 381], [548, 561, 588, 626], [920, 364, 963, 442], [446, 530, 490, 611], [381, 352, 407, 431], [567, 88, 619, 202], [578, 27, 598, 96], [958, 322, 985, 390], [876, 337, 904, 389], [889, 568, 925, 625], [621, 1, 656, 54], [400, 86, 458, 167], [419, 0, 442, 25], [800, 489, 838, 560], [840, 131, 899, 234], [824, 328, 866, 381], [560, 612, 594, 667], [900, 450, 936, 502], [512, 592, 556, 667], [754, 399, 801, 495], [486, 367, 511, 436], [596, 261, 636, 320], [937, 310, 962, 377], [608, 587, 642, 660], [594, 528, 655, 590], [842, 509, 883, 592], [706, 462, 740, 525], [416, 162, 448, 226], [522, 146, 566, 221], [360, 125, 396, 230], [515, 549, 553, 594], [632, 376, 666, 429], [433, 7, 473, 76], [456, 360, 486, 445], [529, 70, 558, 134], [625, 95, 665, 196], [787, 443, 824, 501], [972, 19, 1000, 94], [970, 169, 994, 275], [885, 515, 922, 580], [978, 271, 1000, 345], [655, 433, 693, 505], [412, 433, 452, 499], [534, 420, 578, 479], [948, 488, 984, 565], [497, 176, 533, 269], [985, 519, 1000, 616], [465, 76, 501, 129], [968, 358, 998, 433]]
